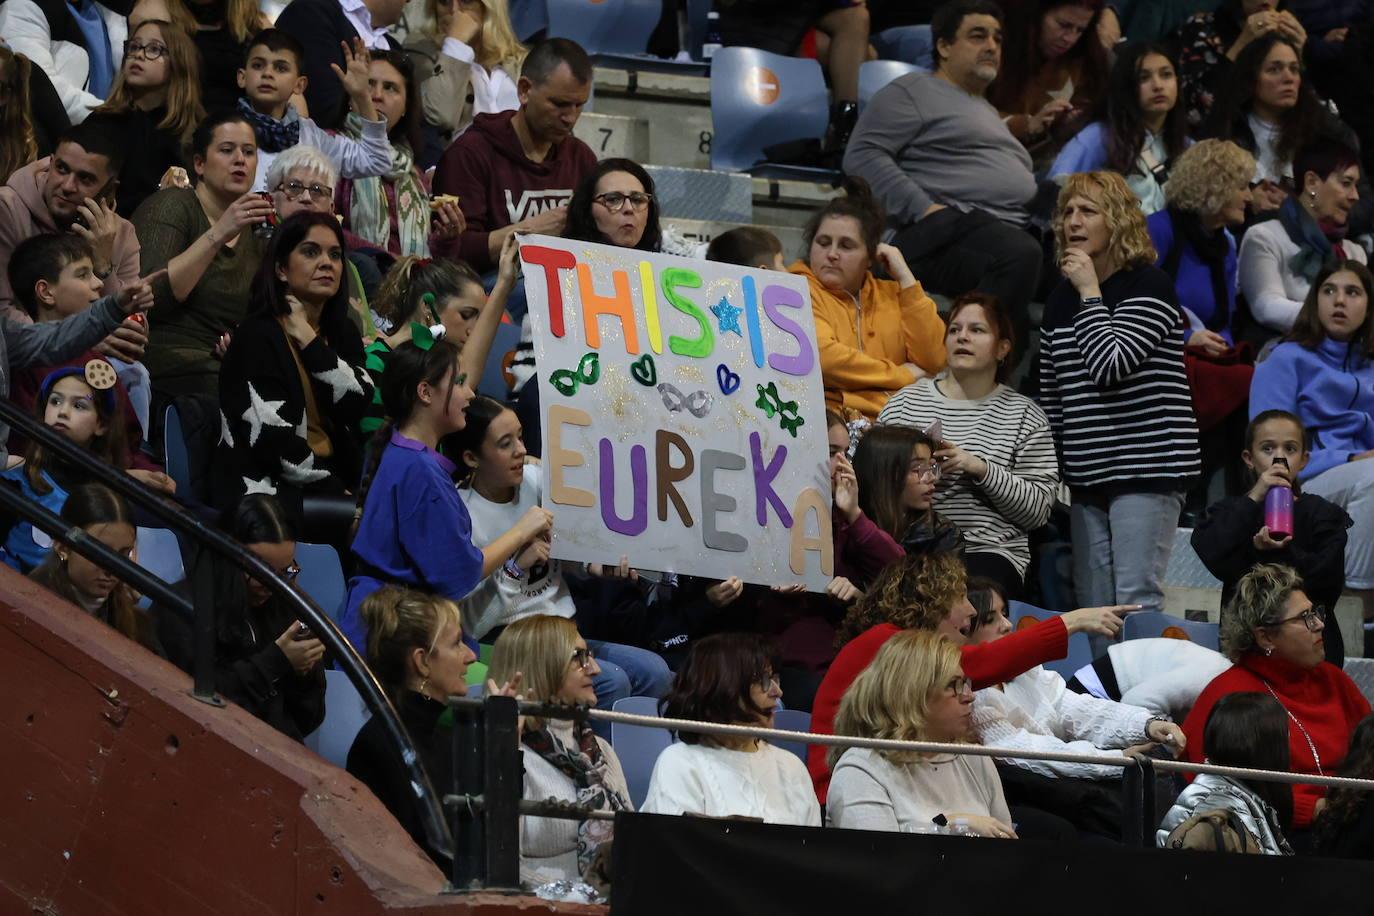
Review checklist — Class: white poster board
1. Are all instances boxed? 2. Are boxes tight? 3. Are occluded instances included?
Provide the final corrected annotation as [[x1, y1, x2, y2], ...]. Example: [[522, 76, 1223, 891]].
[[520, 236, 834, 590]]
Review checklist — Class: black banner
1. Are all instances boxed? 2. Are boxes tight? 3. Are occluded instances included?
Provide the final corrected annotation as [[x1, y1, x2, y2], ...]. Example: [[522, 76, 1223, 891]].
[[610, 812, 1374, 915]]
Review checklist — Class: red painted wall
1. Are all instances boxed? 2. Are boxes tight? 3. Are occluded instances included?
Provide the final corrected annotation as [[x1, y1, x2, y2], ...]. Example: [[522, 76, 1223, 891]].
[[0, 568, 600, 916]]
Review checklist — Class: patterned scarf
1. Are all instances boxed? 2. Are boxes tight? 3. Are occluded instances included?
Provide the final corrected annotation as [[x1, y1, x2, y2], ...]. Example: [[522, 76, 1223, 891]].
[[236, 97, 301, 153], [345, 112, 430, 257], [522, 719, 630, 877]]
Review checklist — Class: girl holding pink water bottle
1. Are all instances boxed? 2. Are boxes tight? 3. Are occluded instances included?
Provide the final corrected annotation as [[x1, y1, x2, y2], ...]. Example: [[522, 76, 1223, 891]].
[[1192, 409, 1351, 665]]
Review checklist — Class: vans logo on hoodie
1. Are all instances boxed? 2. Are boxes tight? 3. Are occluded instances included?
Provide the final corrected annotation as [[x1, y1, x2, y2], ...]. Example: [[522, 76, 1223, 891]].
[[505, 189, 575, 222]]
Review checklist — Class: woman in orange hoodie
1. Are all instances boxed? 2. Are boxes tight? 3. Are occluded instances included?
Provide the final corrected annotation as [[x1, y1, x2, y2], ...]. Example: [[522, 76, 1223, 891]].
[[793, 178, 946, 420]]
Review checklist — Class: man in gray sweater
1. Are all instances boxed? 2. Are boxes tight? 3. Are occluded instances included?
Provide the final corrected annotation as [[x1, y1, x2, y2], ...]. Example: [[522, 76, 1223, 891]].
[[843, 0, 1042, 352]]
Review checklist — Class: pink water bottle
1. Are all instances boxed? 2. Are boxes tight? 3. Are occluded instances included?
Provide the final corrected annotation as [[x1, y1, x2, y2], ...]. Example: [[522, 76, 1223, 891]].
[[1264, 456, 1294, 539]]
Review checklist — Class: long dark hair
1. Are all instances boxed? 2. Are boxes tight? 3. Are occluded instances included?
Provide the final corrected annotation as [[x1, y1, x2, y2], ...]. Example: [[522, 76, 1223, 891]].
[[251, 211, 351, 319], [852, 425, 937, 540], [563, 157, 663, 252], [369, 50, 425, 154], [1204, 34, 1324, 169], [30, 484, 148, 647], [25, 367, 129, 496], [222, 493, 296, 544], [1203, 692, 1294, 831], [988, 0, 1108, 115], [452, 394, 511, 483], [1102, 41, 1188, 177], [662, 633, 776, 742], [352, 339, 462, 538], [1313, 714, 1374, 847], [803, 175, 885, 260], [1286, 258, 1374, 358]]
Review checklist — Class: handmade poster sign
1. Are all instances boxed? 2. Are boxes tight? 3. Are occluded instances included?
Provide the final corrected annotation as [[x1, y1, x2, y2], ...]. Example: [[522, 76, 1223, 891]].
[[520, 236, 834, 591]]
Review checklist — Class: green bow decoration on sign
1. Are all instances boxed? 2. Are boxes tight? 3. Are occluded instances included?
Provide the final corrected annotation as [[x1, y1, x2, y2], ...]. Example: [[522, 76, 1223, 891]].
[[549, 351, 602, 397]]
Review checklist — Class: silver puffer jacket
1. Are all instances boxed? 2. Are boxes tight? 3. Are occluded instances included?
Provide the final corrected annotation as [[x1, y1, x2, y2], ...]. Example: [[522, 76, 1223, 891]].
[[1157, 773, 1293, 855]]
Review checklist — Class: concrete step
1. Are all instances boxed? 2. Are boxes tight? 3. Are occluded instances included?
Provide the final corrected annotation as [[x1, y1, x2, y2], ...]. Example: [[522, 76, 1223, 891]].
[[592, 66, 713, 170], [751, 176, 842, 230], [644, 165, 751, 223], [573, 112, 651, 163]]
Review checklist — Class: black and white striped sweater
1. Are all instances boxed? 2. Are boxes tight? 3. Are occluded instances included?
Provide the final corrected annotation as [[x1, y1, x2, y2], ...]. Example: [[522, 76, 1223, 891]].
[[1038, 264, 1200, 495]]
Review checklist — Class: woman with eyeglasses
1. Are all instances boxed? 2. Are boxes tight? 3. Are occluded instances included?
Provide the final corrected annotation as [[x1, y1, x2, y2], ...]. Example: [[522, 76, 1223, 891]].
[[1041, 172, 1199, 638], [851, 424, 961, 557], [878, 293, 1059, 598], [489, 614, 632, 887], [334, 51, 465, 261], [795, 177, 946, 422], [828, 628, 1017, 839], [154, 492, 325, 742], [86, 19, 205, 217], [1182, 564, 1370, 834], [641, 633, 821, 826], [809, 551, 1134, 802], [347, 585, 522, 867]]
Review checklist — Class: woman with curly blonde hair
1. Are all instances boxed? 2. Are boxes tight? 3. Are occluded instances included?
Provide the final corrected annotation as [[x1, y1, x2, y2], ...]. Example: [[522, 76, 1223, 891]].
[[807, 549, 1134, 801], [827, 629, 1017, 839], [1040, 171, 1199, 638]]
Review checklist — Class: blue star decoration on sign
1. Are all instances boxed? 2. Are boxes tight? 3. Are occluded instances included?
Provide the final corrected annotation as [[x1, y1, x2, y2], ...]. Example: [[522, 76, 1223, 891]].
[[711, 297, 744, 337]]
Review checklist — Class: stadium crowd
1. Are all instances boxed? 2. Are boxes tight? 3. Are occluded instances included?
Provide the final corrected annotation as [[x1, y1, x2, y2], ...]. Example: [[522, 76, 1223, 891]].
[[6, 0, 1374, 897]]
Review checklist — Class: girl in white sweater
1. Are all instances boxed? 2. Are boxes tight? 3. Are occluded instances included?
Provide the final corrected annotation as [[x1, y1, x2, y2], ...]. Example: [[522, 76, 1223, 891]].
[[642, 633, 820, 826]]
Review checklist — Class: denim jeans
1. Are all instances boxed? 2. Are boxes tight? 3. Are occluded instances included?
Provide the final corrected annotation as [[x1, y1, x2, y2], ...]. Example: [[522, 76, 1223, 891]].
[[1303, 459, 1374, 590], [871, 26, 934, 70], [1070, 491, 1184, 656], [587, 639, 674, 738]]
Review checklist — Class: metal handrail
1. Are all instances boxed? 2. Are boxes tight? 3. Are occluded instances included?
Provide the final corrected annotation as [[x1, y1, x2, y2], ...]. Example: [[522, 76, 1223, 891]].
[[0, 398, 453, 862]]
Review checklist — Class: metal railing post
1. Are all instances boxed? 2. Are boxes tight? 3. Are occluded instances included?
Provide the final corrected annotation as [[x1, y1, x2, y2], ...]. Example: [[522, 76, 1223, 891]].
[[453, 700, 485, 889], [482, 695, 522, 890]]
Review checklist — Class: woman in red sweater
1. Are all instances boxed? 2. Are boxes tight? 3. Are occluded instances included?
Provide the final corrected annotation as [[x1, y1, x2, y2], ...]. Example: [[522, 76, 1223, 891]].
[[1183, 564, 1370, 831], [809, 551, 1134, 801]]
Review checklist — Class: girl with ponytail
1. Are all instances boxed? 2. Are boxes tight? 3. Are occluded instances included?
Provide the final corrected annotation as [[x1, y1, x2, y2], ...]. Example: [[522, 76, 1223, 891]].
[[347, 585, 522, 867], [358, 235, 518, 441], [795, 177, 947, 420], [338, 335, 552, 653]]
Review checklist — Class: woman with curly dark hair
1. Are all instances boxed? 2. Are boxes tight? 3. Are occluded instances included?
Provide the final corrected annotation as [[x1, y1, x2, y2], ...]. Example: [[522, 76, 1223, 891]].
[[641, 633, 820, 825], [807, 550, 1134, 802]]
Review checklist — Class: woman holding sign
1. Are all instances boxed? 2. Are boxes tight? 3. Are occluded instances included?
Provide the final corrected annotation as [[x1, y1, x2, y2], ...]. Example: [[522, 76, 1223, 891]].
[[795, 178, 947, 421]]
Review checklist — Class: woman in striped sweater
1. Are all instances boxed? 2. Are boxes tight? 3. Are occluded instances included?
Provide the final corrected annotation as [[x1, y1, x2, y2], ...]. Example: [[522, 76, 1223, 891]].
[[1040, 171, 1200, 637], [878, 293, 1060, 597]]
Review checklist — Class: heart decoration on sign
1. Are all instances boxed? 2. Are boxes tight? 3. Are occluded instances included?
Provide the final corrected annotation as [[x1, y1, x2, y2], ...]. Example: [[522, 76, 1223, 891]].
[[716, 363, 741, 396], [630, 353, 658, 387]]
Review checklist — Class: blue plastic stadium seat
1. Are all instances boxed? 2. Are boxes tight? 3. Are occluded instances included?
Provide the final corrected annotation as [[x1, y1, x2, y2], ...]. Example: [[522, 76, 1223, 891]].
[[305, 669, 371, 767], [546, 0, 659, 56], [477, 320, 522, 400], [610, 696, 673, 808], [1008, 600, 1094, 680], [135, 527, 184, 610], [1122, 611, 1220, 652], [858, 59, 921, 111], [162, 404, 192, 498], [294, 542, 345, 623], [771, 708, 811, 764], [709, 47, 834, 178]]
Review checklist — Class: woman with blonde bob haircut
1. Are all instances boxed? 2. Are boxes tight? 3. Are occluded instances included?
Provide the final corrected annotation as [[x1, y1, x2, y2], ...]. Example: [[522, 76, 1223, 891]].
[[1040, 171, 1199, 638], [405, 0, 527, 139], [489, 615, 632, 886], [827, 629, 1017, 839]]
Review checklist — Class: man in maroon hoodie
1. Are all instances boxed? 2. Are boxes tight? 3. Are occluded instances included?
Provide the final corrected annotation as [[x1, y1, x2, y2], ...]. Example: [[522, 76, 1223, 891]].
[[432, 38, 597, 274]]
